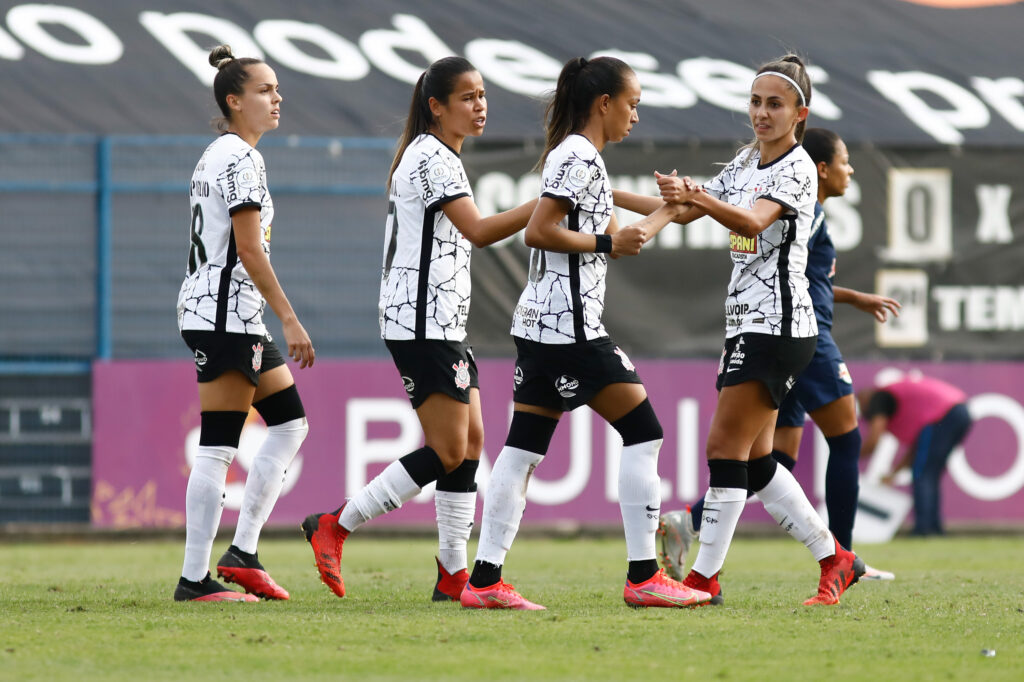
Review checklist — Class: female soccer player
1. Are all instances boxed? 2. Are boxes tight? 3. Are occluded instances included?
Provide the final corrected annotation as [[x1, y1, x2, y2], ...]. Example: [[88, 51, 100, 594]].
[[659, 128, 900, 581], [174, 45, 314, 602], [619, 56, 864, 606], [302, 57, 537, 601], [460, 56, 710, 610]]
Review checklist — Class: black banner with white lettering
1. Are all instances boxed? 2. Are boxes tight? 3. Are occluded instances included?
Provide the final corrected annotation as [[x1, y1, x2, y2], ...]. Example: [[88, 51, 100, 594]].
[[0, 0, 1023, 145], [464, 142, 1024, 360]]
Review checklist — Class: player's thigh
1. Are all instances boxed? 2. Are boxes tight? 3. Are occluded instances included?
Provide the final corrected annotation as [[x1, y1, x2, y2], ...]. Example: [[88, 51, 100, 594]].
[[465, 388, 484, 461], [773, 425, 804, 459], [198, 370, 257, 412], [588, 381, 649, 424], [252, 363, 296, 403], [417, 392, 471, 470], [808, 393, 858, 438], [706, 381, 776, 461]]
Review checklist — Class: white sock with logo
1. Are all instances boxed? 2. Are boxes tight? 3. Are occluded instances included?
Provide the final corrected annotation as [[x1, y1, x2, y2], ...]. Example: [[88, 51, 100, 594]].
[[475, 446, 544, 567], [436, 490, 476, 573], [181, 446, 234, 582], [618, 439, 663, 561], [232, 417, 308, 554], [690, 486, 747, 578], [338, 460, 421, 532], [754, 464, 836, 561]]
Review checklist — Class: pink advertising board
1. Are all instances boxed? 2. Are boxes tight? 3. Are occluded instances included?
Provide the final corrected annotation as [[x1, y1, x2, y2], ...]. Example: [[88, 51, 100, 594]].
[[92, 359, 1024, 529]]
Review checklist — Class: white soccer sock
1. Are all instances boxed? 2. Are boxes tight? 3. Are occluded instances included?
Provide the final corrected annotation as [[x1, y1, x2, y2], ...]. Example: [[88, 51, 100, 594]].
[[338, 460, 421, 532], [232, 417, 308, 554], [435, 490, 477, 573], [690, 486, 747, 578], [181, 446, 234, 581], [475, 446, 544, 567], [754, 463, 836, 561], [618, 439, 662, 561]]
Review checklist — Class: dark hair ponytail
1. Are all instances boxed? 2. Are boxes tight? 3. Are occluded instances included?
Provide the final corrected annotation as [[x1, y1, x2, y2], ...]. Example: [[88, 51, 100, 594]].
[[802, 128, 841, 166], [208, 44, 264, 132], [387, 56, 477, 191], [538, 56, 634, 169], [755, 54, 812, 142]]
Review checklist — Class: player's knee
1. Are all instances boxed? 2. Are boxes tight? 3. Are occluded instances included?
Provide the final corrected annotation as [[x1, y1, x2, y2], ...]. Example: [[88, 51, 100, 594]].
[[253, 384, 306, 427], [198, 410, 247, 452], [610, 398, 663, 446]]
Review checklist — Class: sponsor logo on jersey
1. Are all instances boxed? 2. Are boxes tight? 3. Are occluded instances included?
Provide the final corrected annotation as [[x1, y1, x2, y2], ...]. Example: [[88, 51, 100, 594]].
[[838, 362, 853, 384], [452, 360, 471, 390], [729, 232, 757, 253], [194, 349, 207, 372], [428, 159, 452, 185], [614, 346, 635, 372], [402, 376, 416, 395], [555, 374, 579, 398], [567, 163, 591, 188], [237, 167, 259, 190], [513, 365, 524, 387], [251, 342, 264, 371]]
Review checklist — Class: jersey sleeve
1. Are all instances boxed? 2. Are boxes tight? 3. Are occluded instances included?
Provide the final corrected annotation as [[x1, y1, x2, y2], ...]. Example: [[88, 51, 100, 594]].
[[416, 149, 471, 209], [704, 164, 730, 200], [218, 151, 265, 215], [758, 157, 815, 215], [540, 146, 596, 208]]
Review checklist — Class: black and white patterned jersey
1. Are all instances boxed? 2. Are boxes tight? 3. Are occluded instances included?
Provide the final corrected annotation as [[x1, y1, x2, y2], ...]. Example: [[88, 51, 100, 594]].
[[705, 143, 818, 339], [379, 134, 473, 341], [511, 134, 611, 344], [176, 133, 273, 335]]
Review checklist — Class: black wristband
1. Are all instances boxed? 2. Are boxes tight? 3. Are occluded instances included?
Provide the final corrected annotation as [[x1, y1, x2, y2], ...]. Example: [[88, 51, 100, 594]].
[[595, 234, 612, 253]]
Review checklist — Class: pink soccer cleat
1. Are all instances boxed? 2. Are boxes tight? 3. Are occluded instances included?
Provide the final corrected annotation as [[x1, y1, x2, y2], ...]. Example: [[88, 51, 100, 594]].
[[624, 568, 712, 608], [460, 579, 546, 610]]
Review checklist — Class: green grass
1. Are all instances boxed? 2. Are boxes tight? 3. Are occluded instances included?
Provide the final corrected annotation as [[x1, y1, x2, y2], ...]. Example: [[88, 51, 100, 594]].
[[1, 534, 1022, 681]]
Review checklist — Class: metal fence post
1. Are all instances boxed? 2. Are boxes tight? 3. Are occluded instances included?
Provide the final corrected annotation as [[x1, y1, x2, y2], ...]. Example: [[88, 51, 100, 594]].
[[96, 136, 112, 361]]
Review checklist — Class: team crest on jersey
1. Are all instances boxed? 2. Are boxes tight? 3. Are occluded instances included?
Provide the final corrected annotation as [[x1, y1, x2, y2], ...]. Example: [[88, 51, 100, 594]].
[[194, 349, 207, 372], [452, 360, 471, 390], [251, 342, 264, 371], [513, 365, 524, 387], [614, 346, 635, 372], [555, 375, 579, 398], [402, 376, 416, 395], [838, 362, 853, 384]]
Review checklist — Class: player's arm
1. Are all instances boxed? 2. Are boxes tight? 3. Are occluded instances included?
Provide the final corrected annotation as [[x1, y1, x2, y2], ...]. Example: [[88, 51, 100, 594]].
[[860, 414, 889, 457], [525, 195, 648, 257], [658, 174, 780, 237], [834, 287, 901, 323], [232, 207, 315, 368], [614, 186, 707, 225], [442, 196, 538, 248]]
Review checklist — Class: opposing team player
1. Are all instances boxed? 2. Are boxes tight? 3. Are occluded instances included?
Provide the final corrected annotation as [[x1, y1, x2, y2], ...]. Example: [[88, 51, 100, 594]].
[[659, 128, 900, 581], [619, 56, 865, 606], [461, 56, 710, 610], [302, 57, 537, 601], [174, 45, 314, 602]]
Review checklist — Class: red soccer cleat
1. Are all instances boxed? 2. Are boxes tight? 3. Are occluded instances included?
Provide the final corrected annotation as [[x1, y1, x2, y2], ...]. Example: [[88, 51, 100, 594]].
[[460, 579, 546, 610], [432, 557, 470, 602], [216, 545, 289, 600], [624, 568, 712, 608], [804, 538, 866, 606], [301, 505, 349, 598], [174, 572, 258, 602], [682, 569, 725, 606]]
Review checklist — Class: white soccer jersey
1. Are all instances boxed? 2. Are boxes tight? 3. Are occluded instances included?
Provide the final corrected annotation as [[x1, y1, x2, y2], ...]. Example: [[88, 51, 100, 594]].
[[176, 133, 273, 335], [705, 144, 818, 339], [379, 134, 474, 341], [511, 134, 611, 344]]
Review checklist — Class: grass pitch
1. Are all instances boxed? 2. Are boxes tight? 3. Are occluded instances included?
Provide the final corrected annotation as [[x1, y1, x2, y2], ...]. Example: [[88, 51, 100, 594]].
[[1, 533, 1021, 681]]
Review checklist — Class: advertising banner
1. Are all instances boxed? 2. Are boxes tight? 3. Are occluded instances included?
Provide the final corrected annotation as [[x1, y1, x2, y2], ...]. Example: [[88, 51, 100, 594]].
[[92, 358, 1024, 529]]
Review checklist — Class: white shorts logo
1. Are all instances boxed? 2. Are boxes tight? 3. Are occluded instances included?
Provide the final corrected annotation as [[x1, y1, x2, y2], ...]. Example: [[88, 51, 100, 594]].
[[194, 349, 207, 372], [555, 374, 579, 398], [513, 365, 524, 387], [614, 346, 635, 372], [402, 376, 416, 395], [452, 360, 471, 390], [837, 362, 853, 385], [251, 342, 264, 371]]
